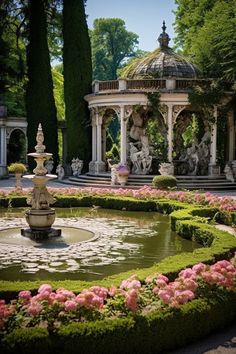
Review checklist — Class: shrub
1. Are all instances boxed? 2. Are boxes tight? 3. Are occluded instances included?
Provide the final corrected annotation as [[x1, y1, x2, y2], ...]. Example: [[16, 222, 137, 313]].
[[8, 163, 26, 174], [152, 175, 177, 189]]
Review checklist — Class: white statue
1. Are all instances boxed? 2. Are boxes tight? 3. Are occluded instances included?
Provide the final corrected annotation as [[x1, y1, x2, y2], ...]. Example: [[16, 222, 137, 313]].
[[159, 162, 174, 176], [71, 157, 83, 177], [56, 163, 65, 180], [129, 132, 153, 175], [224, 164, 234, 182], [45, 158, 54, 174], [129, 143, 141, 174], [107, 159, 119, 185], [186, 142, 199, 176], [129, 112, 146, 141]]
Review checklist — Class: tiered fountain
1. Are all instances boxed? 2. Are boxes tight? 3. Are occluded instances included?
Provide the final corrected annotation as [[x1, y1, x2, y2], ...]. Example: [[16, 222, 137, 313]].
[[21, 123, 61, 240]]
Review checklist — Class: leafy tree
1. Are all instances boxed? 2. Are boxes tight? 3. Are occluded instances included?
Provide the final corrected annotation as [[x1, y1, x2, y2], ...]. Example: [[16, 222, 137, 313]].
[[190, 1, 236, 79], [26, 0, 59, 169], [63, 0, 92, 165], [0, 0, 27, 115], [52, 67, 64, 120], [91, 18, 139, 80], [174, 0, 216, 53], [174, 0, 236, 79]]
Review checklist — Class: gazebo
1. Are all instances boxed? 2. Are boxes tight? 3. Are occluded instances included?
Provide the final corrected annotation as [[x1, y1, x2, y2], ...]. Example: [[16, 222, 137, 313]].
[[84, 23, 235, 181]]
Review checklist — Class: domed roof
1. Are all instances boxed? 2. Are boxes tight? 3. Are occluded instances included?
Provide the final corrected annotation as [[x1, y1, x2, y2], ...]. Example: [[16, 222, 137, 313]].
[[123, 22, 200, 79]]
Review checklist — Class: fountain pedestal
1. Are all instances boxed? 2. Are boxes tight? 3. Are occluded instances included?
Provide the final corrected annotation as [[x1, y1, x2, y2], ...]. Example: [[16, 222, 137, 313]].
[[21, 123, 61, 240]]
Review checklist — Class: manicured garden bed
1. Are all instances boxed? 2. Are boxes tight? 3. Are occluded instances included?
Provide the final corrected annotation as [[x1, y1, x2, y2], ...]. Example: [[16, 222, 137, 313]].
[[0, 186, 236, 353]]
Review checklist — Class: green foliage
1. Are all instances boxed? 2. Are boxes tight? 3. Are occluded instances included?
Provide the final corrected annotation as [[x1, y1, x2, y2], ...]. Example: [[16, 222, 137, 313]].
[[63, 0, 92, 165], [1, 295, 236, 354], [117, 49, 149, 77], [174, 0, 236, 79], [152, 176, 177, 189], [182, 114, 199, 147], [90, 18, 139, 80], [26, 0, 59, 171], [8, 163, 26, 174], [52, 67, 65, 120], [0, 4, 26, 116]]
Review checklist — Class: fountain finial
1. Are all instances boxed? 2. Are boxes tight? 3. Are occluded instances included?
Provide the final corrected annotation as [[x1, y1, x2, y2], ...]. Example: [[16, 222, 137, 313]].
[[35, 123, 46, 153]]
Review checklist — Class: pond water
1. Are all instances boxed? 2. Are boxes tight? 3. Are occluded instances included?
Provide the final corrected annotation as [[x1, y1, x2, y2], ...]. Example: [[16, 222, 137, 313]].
[[0, 207, 202, 281]]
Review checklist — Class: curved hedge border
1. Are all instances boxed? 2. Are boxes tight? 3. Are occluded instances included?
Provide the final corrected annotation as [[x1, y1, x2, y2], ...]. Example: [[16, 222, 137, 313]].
[[0, 194, 236, 353]]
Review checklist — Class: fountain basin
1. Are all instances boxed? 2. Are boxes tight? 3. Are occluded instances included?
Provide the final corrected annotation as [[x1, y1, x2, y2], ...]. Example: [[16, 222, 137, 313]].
[[25, 209, 56, 230]]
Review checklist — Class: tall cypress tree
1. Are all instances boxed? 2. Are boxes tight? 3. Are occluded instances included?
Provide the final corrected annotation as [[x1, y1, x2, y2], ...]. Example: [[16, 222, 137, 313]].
[[63, 0, 92, 166], [26, 0, 59, 169]]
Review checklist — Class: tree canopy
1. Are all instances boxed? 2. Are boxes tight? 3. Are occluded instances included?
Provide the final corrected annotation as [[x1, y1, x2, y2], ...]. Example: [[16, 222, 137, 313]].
[[174, 0, 236, 79], [90, 18, 139, 80]]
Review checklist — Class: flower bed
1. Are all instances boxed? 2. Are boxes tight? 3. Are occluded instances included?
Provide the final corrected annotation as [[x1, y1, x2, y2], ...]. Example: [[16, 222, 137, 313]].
[[0, 256, 236, 353]]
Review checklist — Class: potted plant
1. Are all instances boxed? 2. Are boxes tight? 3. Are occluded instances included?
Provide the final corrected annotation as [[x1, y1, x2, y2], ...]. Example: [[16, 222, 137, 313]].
[[8, 162, 27, 190], [116, 164, 129, 186]]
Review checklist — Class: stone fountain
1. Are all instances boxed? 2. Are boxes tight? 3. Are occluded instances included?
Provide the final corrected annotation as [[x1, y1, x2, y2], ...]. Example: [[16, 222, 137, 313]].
[[21, 123, 61, 240]]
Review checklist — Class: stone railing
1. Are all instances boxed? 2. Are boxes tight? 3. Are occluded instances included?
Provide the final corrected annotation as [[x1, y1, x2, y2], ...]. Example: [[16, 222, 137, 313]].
[[92, 78, 213, 94]]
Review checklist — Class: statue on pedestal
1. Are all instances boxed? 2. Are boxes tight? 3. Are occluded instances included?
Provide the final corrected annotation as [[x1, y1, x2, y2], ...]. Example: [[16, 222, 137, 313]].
[[71, 158, 83, 177], [56, 163, 65, 180]]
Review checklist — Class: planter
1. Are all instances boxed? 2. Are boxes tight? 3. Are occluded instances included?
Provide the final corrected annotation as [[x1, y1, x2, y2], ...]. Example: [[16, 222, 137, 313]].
[[117, 172, 129, 186], [15, 173, 22, 190]]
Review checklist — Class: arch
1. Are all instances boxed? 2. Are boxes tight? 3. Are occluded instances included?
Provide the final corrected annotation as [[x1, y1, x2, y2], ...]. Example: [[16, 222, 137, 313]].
[[102, 107, 120, 164], [7, 129, 27, 165]]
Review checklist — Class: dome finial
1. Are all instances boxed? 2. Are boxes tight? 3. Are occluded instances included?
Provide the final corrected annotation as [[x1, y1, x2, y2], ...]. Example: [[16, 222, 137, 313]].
[[158, 21, 170, 48], [162, 20, 166, 33]]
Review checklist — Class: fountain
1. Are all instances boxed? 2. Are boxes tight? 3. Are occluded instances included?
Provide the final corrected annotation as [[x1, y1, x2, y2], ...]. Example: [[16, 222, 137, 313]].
[[0, 124, 202, 281], [21, 123, 61, 240]]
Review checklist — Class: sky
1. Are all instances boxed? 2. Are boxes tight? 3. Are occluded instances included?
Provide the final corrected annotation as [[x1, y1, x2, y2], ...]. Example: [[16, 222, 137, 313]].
[[85, 0, 177, 51]]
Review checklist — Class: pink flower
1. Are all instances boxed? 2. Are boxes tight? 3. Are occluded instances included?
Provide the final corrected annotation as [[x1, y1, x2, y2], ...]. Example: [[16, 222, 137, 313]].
[[158, 290, 172, 304], [179, 268, 196, 279], [192, 263, 207, 274], [18, 290, 32, 301], [90, 286, 108, 300], [26, 301, 43, 316], [120, 275, 141, 290], [64, 300, 77, 312], [174, 290, 195, 304], [125, 289, 139, 312], [108, 286, 118, 297], [38, 284, 52, 294], [155, 279, 167, 288]]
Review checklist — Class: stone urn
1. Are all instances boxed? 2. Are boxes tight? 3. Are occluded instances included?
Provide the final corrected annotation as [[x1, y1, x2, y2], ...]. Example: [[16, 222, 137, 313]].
[[8, 163, 27, 190]]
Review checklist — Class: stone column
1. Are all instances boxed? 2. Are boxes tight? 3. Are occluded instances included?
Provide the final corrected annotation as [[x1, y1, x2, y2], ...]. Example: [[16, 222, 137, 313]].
[[167, 104, 173, 163], [119, 105, 132, 165], [120, 106, 127, 164], [209, 106, 220, 175], [0, 126, 7, 176], [95, 108, 105, 174], [89, 111, 97, 173], [228, 110, 235, 162]]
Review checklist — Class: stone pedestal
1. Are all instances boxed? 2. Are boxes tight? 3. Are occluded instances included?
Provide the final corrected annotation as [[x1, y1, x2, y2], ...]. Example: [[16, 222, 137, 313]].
[[208, 163, 220, 176], [95, 161, 106, 174]]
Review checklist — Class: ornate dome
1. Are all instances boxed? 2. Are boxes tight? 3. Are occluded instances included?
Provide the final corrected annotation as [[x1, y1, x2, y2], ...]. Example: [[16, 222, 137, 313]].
[[123, 22, 200, 79]]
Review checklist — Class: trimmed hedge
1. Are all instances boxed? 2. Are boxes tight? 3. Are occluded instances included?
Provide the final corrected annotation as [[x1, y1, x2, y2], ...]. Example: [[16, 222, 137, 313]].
[[152, 175, 177, 189], [1, 292, 236, 354]]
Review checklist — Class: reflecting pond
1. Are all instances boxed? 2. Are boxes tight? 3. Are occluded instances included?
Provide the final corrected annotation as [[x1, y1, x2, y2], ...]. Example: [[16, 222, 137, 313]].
[[0, 207, 202, 281]]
